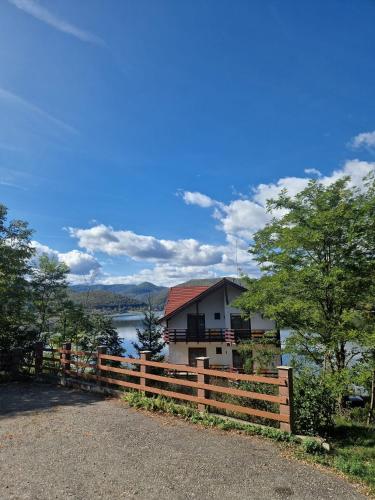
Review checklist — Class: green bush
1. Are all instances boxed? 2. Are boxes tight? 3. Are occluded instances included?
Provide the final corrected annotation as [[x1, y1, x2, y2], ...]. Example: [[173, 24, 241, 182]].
[[301, 438, 325, 455], [293, 370, 336, 436]]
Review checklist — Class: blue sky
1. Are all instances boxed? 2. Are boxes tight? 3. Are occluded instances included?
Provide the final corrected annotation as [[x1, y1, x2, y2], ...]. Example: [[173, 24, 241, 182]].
[[1, 0, 375, 286]]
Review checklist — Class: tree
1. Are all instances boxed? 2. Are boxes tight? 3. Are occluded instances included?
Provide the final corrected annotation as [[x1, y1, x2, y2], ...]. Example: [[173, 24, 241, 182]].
[[31, 255, 70, 344], [132, 298, 164, 360], [0, 204, 35, 350], [52, 302, 123, 356], [235, 176, 375, 404], [237, 332, 280, 374]]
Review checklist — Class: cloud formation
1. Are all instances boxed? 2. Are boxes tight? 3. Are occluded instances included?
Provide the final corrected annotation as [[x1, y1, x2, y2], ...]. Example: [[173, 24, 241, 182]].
[[196, 159, 375, 243], [69, 225, 224, 266], [8, 0, 105, 46], [304, 168, 322, 176], [181, 191, 219, 208], [35, 159, 375, 287], [32, 241, 101, 277], [351, 131, 375, 150]]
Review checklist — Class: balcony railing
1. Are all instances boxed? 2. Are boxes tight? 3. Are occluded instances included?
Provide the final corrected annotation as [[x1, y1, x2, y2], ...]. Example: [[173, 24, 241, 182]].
[[163, 329, 254, 344]]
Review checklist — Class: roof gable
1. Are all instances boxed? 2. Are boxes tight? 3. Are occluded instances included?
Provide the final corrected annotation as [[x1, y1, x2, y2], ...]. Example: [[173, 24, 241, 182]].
[[164, 286, 210, 317], [161, 277, 246, 322]]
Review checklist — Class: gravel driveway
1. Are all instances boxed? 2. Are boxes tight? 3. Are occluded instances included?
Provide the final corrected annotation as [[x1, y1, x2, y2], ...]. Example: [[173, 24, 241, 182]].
[[0, 383, 366, 500]]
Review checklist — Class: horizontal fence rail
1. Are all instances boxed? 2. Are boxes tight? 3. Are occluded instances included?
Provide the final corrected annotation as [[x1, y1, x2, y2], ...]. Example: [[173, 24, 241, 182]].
[[58, 344, 294, 433], [1, 342, 293, 433]]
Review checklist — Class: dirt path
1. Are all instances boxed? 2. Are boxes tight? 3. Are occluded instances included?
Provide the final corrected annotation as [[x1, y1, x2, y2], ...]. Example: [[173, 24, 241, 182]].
[[0, 383, 366, 499]]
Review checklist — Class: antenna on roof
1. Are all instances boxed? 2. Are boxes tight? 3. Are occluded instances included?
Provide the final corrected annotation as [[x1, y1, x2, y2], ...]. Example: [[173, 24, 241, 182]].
[[235, 238, 239, 277]]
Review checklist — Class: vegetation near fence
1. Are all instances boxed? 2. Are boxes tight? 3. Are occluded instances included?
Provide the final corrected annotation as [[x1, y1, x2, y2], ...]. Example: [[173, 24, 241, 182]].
[[1, 342, 293, 433], [56, 344, 294, 432]]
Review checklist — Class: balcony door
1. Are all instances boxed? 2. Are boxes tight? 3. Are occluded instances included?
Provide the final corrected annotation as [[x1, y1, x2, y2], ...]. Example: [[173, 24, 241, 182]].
[[187, 313, 205, 338], [230, 314, 250, 340]]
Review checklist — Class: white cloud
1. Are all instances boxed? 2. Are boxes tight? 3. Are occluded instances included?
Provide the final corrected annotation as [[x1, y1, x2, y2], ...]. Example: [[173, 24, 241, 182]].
[[304, 168, 322, 176], [181, 191, 218, 208], [32, 159, 375, 287], [217, 199, 269, 240], [60, 250, 101, 275], [350, 131, 375, 150], [8, 0, 105, 46], [320, 159, 375, 189], [69, 225, 224, 266], [31, 241, 101, 276], [189, 159, 375, 244], [0, 86, 77, 134]]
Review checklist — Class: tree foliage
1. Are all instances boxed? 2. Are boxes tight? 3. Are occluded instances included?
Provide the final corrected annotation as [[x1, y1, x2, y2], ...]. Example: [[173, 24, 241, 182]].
[[0, 201, 123, 361], [132, 298, 164, 360], [31, 255, 70, 342], [52, 302, 123, 356], [0, 204, 35, 350], [235, 176, 375, 402]]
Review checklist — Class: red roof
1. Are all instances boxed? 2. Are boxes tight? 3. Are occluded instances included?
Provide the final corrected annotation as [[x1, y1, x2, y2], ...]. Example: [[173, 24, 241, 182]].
[[164, 286, 210, 317]]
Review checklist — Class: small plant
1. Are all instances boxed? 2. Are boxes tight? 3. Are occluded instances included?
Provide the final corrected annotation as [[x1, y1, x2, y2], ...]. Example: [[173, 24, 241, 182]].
[[301, 438, 325, 455], [122, 391, 300, 444]]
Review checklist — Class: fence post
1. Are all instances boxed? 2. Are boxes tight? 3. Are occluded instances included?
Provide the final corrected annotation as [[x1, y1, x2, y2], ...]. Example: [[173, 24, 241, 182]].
[[196, 357, 210, 413], [140, 351, 152, 394], [11, 348, 23, 380], [278, 366, 294, 433], [34, 342, 43, 377], [60, 342, 71, 386], [97, 346, 107, 388]]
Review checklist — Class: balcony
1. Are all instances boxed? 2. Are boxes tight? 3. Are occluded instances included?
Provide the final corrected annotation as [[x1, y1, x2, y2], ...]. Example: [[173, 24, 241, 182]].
[[163, 329, 253, 344]]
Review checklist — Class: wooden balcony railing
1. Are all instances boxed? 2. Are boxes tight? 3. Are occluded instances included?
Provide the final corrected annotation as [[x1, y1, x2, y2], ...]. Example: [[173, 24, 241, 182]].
[[163, 329, 254, 344]]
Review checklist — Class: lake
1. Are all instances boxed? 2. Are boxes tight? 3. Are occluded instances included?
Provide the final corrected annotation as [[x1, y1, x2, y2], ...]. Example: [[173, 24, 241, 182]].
[[112, 312, 144, 357]]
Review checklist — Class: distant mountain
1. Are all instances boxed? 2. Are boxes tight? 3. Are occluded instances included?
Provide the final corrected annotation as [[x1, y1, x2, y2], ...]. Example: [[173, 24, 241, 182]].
[[69, 282, 168, 309]]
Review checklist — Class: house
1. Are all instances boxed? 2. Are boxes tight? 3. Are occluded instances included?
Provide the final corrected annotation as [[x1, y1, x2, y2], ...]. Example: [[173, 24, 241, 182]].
[[159, 277, 281, 371]]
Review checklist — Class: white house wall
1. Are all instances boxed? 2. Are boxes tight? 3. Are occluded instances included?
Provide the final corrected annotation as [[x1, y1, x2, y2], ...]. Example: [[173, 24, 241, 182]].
[[251, 314, 275, 330], [167, 342, 281, 369], [168, 342, 234, 366]]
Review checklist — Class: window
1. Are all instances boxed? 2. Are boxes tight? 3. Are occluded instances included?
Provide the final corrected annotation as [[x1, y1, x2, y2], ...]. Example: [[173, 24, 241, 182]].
[[214, 312, 221, 320], [216, 347, 222, 355]]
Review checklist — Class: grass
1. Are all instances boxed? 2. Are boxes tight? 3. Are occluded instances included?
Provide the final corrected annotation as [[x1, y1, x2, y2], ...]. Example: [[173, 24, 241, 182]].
[[122, 391, 375, 496], [297, 418, 375, 495], [122, 390, 301, 442]]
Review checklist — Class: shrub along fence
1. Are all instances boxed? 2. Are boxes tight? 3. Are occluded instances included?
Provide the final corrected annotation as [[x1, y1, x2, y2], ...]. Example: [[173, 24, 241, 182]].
[[59, 343, 295, 433], [3, 342, 294, 433], [0, 342, 60, 379]]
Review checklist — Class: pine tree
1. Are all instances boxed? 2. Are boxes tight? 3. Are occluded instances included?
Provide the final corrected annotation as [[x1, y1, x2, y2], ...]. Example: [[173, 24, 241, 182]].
[[132, 298, 164, 360]]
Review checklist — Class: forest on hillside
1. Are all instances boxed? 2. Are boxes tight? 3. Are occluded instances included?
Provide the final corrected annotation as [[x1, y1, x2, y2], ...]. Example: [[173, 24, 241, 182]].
[[69, 284, 168, 313]]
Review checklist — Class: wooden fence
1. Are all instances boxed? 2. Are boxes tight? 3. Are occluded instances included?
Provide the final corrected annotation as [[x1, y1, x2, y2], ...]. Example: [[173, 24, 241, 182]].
[[1, 342, 294, 433], [58, 343, 294, 433]]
